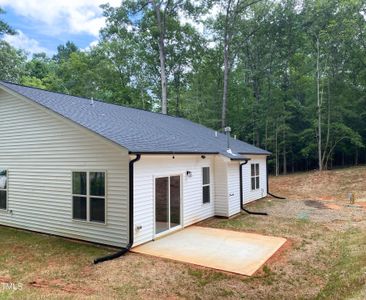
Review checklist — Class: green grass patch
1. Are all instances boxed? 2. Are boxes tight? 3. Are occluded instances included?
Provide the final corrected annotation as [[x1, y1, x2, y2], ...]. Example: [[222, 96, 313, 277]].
[[188, 268, 227, 287], [0, 226, 109, 280], [316, 228, 366, 299]]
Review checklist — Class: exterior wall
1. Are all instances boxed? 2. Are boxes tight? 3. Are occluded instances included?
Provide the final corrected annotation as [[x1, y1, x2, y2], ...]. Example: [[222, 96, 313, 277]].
[[213, 156, 228, 217], [213, 158, 241, 218], [133, 155, 215, 246], [227, 161, 241, 216], [214, 156, 268, 218], [242, 155, 268, 204], [0, 89, 130, 247]]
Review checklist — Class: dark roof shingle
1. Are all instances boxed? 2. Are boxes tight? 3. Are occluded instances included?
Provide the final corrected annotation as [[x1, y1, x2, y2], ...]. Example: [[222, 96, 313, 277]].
[[0, 81, 270, 158]]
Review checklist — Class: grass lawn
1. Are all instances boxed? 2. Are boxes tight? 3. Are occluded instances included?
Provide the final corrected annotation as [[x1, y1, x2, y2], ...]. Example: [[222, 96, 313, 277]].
[[0, 167, 366, 299]]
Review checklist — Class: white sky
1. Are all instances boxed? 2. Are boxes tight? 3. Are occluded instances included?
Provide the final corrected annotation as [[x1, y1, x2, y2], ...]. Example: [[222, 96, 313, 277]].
[[0, 0, 121, 36], [0, 0, 221, 56]]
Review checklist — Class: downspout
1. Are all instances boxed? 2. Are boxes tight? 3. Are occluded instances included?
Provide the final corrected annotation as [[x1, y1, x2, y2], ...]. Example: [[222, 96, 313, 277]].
[[239, 160, 268, 216], [94, 154, 141, 264], [266, 156, 286, 199]]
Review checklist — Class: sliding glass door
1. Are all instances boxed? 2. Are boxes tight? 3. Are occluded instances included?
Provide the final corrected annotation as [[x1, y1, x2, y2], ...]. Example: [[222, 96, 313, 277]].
[[155, 175, 181, 235]]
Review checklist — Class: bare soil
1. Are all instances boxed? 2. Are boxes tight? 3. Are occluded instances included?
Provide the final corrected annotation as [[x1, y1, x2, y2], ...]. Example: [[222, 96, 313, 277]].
[[269, 165, 366, 202]]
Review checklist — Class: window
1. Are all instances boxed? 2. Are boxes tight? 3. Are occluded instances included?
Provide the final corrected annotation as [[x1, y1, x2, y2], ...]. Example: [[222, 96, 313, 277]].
[[251, 164, 260, 190], [202, 167, 210, 204], [0, 170, 7, 210], [72, 171, 106, 223]]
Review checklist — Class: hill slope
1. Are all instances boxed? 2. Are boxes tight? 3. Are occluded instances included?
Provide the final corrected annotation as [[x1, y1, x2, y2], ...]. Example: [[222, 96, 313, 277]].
[[269, 166, 366, 202]]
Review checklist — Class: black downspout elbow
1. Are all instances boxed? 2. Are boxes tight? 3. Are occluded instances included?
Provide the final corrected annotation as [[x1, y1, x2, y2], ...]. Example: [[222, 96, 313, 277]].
[[94, 154, 141, 264], [239, 160, 268, 216]]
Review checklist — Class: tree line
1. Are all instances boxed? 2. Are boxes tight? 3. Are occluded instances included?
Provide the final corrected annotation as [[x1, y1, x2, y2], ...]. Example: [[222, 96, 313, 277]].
[[1, 0, 365, 175]]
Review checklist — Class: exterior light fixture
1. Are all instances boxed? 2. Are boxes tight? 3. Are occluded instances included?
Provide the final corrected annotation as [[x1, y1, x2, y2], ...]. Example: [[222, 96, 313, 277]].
[[186, 171, 192, 177]]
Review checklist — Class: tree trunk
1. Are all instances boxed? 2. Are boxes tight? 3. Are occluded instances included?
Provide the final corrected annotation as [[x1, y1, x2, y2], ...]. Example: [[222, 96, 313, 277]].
[[141, 88, 145, 109], [222, 38, 229, 128], [265, 119, 268, 150], [221, 0, 233, 129], [330, 154, 333, 169], [253, 77, 260, 146], [316, 36, 322, 171], [322, 77, 331, 169], [283, 128, 287, 175], [275, 125, 279, 176], [306, 158, 308, 171], [174, 69, 181, 116], [355, 149, 358, 165], [175, 87, 180, 116], [152, 1, 168, 115]]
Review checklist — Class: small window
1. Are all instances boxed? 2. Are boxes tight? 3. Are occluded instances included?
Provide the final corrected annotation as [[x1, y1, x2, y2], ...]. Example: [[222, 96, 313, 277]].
[[0, 170, 8, 210], [72, 171, 106, 223], [251, 163, 260, 190], [202, 167, 210, 204]]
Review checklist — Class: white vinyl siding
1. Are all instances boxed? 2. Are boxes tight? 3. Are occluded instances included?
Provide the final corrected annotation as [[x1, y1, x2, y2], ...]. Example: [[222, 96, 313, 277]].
[[213, 158, 241, 217], [214, 156, 268, 211], [227, 162, 241, 216], [213, 156, 228, 217], [0, 87, 269, 248], [133, 155, 215, 246], [242, 156, 267, 204], [0, 90, 129, 247]]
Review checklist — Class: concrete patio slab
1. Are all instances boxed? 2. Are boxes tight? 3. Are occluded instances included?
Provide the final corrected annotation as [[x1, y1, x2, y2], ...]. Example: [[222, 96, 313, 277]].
[[132, 226, 287, 276]]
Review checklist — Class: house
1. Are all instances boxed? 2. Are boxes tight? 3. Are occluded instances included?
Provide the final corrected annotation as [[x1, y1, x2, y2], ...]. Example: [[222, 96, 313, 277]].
[[0, 81, 270, 255]]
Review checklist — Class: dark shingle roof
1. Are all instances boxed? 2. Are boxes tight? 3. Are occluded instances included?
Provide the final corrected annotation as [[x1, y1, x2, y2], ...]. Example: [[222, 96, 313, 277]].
[[0, 81, 270, 158]]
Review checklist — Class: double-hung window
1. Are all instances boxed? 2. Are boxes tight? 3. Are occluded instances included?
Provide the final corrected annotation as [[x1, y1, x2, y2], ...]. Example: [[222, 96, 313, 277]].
[[0, 170, 8, 210], [251, 164, 260, 190], [72, 171, 106, 223], [202, 167, 210, 204]]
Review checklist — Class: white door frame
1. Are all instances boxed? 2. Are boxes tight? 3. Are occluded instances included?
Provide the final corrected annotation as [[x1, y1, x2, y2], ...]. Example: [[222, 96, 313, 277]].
[[153, 174, 183, 238]]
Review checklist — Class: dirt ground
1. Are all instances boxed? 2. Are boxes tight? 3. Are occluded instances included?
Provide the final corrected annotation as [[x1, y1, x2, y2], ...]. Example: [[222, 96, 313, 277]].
[[0, 167, 366, 299], [269, 165, 366, 202]]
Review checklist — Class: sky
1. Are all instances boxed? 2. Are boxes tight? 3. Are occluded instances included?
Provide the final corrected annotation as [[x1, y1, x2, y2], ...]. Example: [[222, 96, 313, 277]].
[[0, 0, 122, 56], [0, 0, 219, 57]]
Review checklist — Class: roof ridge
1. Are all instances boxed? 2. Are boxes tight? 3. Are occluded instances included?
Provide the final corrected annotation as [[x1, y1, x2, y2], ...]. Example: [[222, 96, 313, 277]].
[[0, 80, 190, 122]]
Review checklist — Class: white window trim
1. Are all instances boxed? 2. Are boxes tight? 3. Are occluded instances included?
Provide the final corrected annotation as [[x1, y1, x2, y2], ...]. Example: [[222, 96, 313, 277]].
[[202, 167, 211, 204], [251, 163, 260, 191], [71, 171, 107, 225], [0, 169, 8, 211]]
